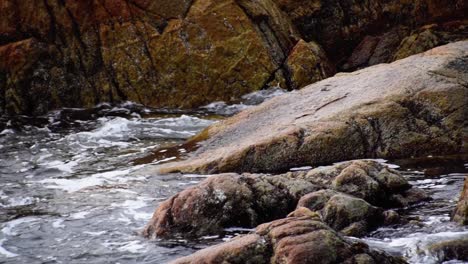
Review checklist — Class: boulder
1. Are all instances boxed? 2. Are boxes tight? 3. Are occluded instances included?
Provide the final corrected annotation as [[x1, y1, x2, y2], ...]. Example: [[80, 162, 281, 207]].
[[170, 208, 407, 264], [159, 41, 468, 174], [452, 177, 468, 225], [428, 238, 468, 262], [393, 20, 468, 61], [144, 160, 427, 238], [299, 192, 384, 237], [0, 0, 334, 115], [1, 0, 466, 115], [273, 0, 467, 63]]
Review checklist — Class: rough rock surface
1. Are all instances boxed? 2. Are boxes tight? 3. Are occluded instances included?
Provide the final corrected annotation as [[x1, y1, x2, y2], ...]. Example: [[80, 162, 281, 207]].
[[159, 41, 468, 174], [144, 160, 427, 238], [453, 177, 468, 225], [170, 207, 406, 264], [428, 237, 468, 262], [1, 0, 466, 115]]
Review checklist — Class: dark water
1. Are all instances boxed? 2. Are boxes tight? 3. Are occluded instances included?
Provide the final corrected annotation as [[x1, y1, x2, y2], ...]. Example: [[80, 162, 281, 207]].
[[0, 98, 467, 263]]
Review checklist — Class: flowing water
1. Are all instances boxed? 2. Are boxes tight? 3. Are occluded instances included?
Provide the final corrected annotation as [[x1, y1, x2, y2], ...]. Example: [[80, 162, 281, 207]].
[[0, 96, 467, 263]]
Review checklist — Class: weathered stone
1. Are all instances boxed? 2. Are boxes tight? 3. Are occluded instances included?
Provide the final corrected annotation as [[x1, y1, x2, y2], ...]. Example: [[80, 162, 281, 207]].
[[452, 177, 468, 225], [144, 160, 426, 238], [284, 39, 335, 89], [0, 0, 336, 115], [170, 208, 407, 264], [159, 42, 468, 174], [1, 0, 466, 115], [393, 20, 468, 61], [428, 238, 468, 262], [273, 0, 467, 63]]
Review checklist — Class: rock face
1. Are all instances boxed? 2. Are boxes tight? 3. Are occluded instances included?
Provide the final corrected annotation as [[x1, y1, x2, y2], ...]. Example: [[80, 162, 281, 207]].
[[143, 160, 427, 238], [428, 237, 468, 262], [453, 177, 468, 225], [1, 0, 466, 115], [170, 207, 406, 264], [159, 41, 468, 174]]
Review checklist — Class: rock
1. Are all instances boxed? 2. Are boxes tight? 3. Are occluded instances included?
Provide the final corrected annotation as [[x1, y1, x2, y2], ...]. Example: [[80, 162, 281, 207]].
[[0, 0, 334, 115], [170, 208, 407, 264], [304, 192, 384, 237], [159, 41, 468, 174], [428, 238, 468, 262], [393, 20, 468, 61], [273, 0, 467, 63], [1, 0, 466, 115], [452, 177, 468, 225], [284, 39, 335, 89], [144, 160, 426, 238]]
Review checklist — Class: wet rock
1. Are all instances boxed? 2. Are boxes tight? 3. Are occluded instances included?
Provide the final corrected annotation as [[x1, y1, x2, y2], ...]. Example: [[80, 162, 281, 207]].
[[301, 192, 384, 237], [170, 208, 407, 264], [428, 238, 468, 262], [159, 41, 468, 174], [393, 20, 468, 61], [1, 0, 466, 115], [452, 177, 468, 225], [0, 0, 333, 115], [144, 160, 426, 238]]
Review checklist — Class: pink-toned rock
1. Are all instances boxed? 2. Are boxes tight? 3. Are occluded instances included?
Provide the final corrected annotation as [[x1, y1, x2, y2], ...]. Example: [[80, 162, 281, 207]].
[[144, 160, 426, 239], [170, 208, 406, 264]]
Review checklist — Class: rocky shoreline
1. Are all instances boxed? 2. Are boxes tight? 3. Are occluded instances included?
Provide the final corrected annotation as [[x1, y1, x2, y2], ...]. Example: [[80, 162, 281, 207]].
[[0, 0, 466, 115], [142, 42, 467, 263]]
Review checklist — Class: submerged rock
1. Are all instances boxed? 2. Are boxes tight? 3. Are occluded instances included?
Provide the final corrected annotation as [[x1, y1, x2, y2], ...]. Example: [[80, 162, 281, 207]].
[[452, 177, 468, 225], [170, 207, 407, 264], [144, 160, 427, 238], [159, 41, 468, 174]]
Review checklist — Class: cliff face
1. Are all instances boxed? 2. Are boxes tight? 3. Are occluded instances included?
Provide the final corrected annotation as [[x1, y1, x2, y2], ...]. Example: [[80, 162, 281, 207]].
[[0, 0, 466, 115]]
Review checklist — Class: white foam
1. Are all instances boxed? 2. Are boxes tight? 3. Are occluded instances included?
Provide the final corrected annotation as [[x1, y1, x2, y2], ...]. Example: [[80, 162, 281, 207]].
[[2, 217, 38, 236], [52, 219, 65, 229], [41, 160, 78, 173], [36, 167, 145, 192], [117, 241, 147, 253], [290, 166, 313, 171], [70, 211, 90, 219], [0, 239, 18, 258], [0, 196, 37, 208], [84, 231, 106, 236]]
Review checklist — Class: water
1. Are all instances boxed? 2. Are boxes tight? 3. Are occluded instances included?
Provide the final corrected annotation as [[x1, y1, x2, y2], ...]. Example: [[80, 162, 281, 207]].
[[0, 99, 467, 263]]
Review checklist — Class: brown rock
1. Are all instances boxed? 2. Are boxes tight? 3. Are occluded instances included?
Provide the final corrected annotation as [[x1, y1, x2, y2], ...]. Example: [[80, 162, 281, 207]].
[[159, 41, 468, 174], [1, 0, 466, 115], [170, 208, 407, 264], [393, 20, 468, 61], [0, 0, 335, 115], [273, 0, 467, 63], [284, 39, 335, 89], [144, 160, 426, 238], [428, 237, 468, 262], [452, 177, 468, 225]]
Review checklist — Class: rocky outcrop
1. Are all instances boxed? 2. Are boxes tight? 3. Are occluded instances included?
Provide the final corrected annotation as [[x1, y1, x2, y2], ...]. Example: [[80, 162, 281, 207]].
[[159, 41, 468, 174], [143, 160, 427, 238], [1, 0, 466, 115], [170, 207, 406, 264], [273, 0, 467, 64], [428, 237, 468, 262], [452, 177, 468, 225]]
